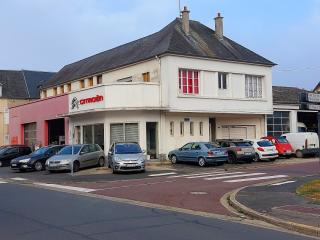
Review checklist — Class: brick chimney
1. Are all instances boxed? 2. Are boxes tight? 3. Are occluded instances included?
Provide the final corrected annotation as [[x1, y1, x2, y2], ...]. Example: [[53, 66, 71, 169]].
[[181, 6, 190, 35], [214, 12, 223, 39]]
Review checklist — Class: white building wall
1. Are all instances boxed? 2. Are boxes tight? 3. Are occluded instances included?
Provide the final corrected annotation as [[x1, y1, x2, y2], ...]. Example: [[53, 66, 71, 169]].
[[160, 55, 273, 114]]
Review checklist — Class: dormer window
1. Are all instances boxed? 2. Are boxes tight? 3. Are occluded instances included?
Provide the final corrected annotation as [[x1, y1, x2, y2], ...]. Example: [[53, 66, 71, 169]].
[[179, 69, 199, 95]]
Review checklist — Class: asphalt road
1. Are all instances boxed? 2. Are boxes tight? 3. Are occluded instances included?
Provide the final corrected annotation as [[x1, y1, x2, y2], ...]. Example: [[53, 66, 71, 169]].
[[0, 183, 315, 240]]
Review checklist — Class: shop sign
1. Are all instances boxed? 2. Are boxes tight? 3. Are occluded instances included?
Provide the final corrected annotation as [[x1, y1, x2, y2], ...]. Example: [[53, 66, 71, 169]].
[[305, 103, 320, 111], [71, 95, 104, 110], [300, 92, 320, 103]]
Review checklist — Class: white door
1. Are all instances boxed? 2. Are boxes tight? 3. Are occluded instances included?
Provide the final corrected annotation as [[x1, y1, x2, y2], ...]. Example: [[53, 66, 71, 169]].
[[221, 125, 256, 139]]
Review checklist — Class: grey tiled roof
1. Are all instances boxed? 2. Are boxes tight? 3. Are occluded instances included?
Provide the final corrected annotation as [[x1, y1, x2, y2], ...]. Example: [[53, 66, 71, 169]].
[[44, 18, 275, 88], [0, 70, 55, 99], [273, 86, 311, 105]]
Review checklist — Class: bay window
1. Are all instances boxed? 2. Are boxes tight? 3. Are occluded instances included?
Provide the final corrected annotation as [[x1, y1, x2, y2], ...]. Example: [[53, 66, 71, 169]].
[[179, 69, 199, 95]]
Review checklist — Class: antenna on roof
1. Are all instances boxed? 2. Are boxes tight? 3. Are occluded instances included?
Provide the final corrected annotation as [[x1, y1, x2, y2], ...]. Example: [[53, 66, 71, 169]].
[[179, 0, 182, 17]]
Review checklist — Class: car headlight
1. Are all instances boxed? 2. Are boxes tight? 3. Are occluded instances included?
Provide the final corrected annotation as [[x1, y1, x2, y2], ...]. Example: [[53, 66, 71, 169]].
[[114, 157, 121, 162], [45, 160, 49, 165], [20, 158, 31, 163], [60, 160, 71, 164]]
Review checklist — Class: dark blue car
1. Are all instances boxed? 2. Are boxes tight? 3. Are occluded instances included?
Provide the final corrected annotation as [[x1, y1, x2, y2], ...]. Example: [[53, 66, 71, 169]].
[[168, 142, 228, 167]]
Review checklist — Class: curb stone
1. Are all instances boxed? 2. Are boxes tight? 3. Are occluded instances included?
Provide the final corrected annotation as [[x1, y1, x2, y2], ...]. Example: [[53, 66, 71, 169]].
[[228, 187, 320, 238]]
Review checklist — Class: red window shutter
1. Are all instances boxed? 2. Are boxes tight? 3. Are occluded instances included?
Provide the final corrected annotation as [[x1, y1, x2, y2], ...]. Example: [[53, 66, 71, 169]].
[[194, 72, 199, 94], [188, 71, 193, 93], [178, 70, 181, 90], [182, 70, 187, 93]]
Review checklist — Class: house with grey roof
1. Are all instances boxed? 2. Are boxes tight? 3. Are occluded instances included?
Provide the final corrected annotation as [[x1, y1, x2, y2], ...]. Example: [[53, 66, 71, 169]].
[[268, 86, 318, 137], [10, 7, 276, 158], [0, 69, 55, 146]]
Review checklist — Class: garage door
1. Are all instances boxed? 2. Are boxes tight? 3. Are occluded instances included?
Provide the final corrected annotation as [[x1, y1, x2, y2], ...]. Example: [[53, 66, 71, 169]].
[[221, 125, 256, 139], [110, 123, 139, 144]]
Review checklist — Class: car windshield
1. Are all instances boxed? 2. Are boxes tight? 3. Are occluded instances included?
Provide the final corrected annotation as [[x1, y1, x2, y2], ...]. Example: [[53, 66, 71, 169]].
[[115, 144, 142, 154], [205, 143, 221, 149], [257, 141, 273, 147], [277, 137, 289, 143], [234, 142, 252, 147], [0, 147, 8, 154], [58, 145, 81, 155], [31, 147, 49, 156]]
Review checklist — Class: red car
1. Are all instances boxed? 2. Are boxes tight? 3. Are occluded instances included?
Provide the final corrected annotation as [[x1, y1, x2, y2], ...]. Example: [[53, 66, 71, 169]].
[[261, 136, 293, 158]]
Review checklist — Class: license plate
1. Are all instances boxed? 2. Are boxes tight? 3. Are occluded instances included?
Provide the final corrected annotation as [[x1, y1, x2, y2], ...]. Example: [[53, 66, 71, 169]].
[[11, 164, 17, 167], [245, 152, 252, 155], [125, 164, 137, 167]]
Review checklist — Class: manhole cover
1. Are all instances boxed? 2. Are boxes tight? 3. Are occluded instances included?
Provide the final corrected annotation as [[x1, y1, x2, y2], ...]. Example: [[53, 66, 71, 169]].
[[190, 191, 208, 195]]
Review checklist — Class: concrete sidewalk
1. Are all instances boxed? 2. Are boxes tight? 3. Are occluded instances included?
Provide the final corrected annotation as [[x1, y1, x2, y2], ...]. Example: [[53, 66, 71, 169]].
[[229, 174, 320, 237]]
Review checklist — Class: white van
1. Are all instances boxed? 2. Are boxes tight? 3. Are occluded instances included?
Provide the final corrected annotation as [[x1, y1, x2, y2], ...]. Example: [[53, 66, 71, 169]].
[[281, 132, 320, 158]]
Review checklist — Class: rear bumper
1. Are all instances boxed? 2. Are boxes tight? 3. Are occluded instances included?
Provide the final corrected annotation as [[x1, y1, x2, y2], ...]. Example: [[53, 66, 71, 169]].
[[301, 148, 320, 155], [260, 153, 278, 159], [237, 153, 255, 160]]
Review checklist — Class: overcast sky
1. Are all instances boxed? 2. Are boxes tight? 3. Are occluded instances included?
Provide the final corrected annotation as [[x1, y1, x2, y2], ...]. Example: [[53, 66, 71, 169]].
[[1, 0, 319, 90]]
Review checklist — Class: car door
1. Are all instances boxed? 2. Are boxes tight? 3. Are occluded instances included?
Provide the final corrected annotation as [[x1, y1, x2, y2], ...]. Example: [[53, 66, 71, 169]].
[[88, 145, 98, 167], [178, 143, 193, 161], [3, 147, 20, 165], [190, 143, 202, 162], [108, 144, 114, 167], [78, 145, 91, 167]]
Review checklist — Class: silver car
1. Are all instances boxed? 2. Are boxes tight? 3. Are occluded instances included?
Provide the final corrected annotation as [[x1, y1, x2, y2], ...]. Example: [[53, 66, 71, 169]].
[[107, 142, 146, 173], [46, 144, 105, 172]]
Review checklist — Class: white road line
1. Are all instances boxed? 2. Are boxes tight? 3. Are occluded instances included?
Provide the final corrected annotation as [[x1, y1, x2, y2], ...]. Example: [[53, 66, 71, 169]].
[[224, 175, 288, 183], [271, 180, 296, 186], [187, 171, 245, 179], [100, 180, 175, 190], [0, 181, 8, 184], [33, 183, 96, 193], [168, 171, 224, 178], [11, 177, 27, 181], [148, 172, 177, 177], [205, 173, 266, 180]]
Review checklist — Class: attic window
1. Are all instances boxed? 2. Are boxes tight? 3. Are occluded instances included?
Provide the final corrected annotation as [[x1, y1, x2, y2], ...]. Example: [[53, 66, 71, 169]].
[[43, 90, 47, 98], [143, 72, 150, 82], [60, 86, 64, 94], [67, 83, 72, 92], [53, 87, 57, 96], [80, 80, 85, 89], [88, 77, 93, 87], [117, 77, 132, 83], [97, 75, 102, 85]]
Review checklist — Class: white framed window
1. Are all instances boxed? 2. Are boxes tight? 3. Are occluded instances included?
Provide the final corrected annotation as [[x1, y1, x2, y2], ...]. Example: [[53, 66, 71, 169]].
[[218, 72, 227, 89], [190, 122, 194, 136], [179, 69, 199, 95], [170, 121, 174, 136], [199, 122, 203, 136], [180, 121, 184, 136], [245, 75, 262, 98]]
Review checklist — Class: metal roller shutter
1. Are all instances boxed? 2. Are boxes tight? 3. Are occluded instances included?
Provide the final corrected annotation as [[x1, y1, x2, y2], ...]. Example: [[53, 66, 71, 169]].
[[110, 124, 124, 144], [125, 123, 139, 143], [230, 126, 247, 139], [221, 125, 256, 139]]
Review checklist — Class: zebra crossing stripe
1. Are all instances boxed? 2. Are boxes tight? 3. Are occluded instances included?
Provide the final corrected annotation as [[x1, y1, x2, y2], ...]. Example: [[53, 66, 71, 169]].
[[205, 172, 266, 180], [168, 171, 224, 178], [224, 175, 288, 183], [187, 171, 245, 179], [0, 181, 8, 184], [148, 172, 177, 177], [271, 180, 296, 186]]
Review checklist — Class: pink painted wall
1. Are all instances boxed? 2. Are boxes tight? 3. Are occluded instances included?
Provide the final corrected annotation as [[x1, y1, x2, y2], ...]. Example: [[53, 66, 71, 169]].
[[9, 94, 69, 146]]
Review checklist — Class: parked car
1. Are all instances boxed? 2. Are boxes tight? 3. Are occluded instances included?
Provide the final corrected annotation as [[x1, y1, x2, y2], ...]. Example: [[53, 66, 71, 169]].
[[0, 145, 32, 167], [10, 145, 64, 172], [261, 136, 293, 158], [108, 142, 146, 173], [168, 142, 228, 167], [46, 144, 105, 172], [216, 139, 255, 164], [248, 139, 278, 162], [281, 132, 320, 158]]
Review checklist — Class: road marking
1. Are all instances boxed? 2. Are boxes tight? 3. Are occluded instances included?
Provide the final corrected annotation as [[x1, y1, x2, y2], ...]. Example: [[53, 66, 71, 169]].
[[148, 172, 177, 177], [271, 180, 296, 186], [99, 180, 175, 190], [168, 171, 225, 178], [205, 172, 266, 180], [0, 181, 8, 184], [33, 183, 96, 193], [187, 171, 245, 179], [224, 175, 288, 183], [11, 177, 27, 181]]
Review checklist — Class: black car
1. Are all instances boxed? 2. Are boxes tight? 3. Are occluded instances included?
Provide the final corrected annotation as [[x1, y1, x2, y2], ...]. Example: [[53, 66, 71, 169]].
[[0, 145, 32, 167], [11, 145, 64, 172]]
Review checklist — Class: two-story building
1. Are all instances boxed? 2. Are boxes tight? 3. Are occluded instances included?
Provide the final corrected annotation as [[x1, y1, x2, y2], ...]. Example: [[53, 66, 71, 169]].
[[10, 8, 275, 158]]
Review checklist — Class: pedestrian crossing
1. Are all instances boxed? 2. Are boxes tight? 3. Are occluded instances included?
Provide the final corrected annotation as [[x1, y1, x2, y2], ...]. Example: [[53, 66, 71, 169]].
[[155, 170, 289, 183]]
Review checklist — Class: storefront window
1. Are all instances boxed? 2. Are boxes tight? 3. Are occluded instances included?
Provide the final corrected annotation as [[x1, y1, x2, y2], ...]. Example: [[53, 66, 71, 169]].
[[267, 111, 290, 137], [82, 124, 104, 149], [24, 122, 37, 149]]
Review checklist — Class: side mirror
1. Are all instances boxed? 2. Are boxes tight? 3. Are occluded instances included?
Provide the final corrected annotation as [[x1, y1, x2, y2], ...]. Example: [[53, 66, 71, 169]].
[[108, 151, 112, 155]]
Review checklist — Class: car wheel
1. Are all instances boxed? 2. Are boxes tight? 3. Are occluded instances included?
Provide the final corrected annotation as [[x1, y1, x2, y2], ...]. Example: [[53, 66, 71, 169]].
[[0, 160, 2, 167], [198, 157, 206, 167], [98, 157, 105, 167], [170, 155, 178, 164], [227, 153, 236, 164], [34, 161, 43, 171], [296, 150, 303, 158], [73, 161, 80, 172], [48, 170, 54, 174], [112, 167, 117, 174], [253, 153, 260, 162]]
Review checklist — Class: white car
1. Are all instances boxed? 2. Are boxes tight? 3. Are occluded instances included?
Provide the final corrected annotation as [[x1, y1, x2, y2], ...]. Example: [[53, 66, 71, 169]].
[[248, 139, 278, 162]]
